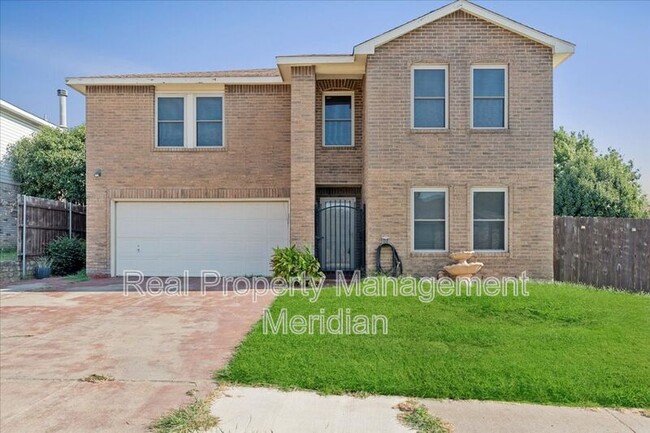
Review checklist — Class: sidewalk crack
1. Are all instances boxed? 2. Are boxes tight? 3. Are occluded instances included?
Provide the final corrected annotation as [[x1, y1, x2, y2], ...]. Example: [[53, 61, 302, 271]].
[[605, 409, 637, 433]]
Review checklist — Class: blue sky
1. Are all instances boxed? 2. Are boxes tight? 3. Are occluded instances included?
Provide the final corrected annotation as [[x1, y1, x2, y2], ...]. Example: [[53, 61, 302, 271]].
[[1, 1, 649, 193]]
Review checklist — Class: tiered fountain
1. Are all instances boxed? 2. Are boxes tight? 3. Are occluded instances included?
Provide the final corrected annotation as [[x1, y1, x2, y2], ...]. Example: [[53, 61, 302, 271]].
[[443, 251, 483, 279]]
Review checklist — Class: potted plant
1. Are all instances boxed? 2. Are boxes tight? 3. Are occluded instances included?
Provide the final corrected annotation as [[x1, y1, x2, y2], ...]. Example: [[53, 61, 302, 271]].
[[34, 257, 52, 279]]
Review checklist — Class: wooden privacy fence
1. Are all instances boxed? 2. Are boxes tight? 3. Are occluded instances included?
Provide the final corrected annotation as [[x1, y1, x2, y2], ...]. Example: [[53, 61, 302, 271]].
[[554, 216, 649, 293], [17, 194, 86, 258]]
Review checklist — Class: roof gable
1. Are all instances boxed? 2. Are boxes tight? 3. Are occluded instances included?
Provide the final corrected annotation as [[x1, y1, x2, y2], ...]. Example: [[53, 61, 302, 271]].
[[353, 0, 575, 67]]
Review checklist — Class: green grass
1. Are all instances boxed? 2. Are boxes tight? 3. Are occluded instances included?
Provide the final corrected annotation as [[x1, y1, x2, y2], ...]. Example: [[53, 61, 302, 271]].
[[397, 400, 450, 433], [64, 269, 89, 282], [217, 280, 650, 408], [0, 247, 17, 263], [149, 397, 218, 433]]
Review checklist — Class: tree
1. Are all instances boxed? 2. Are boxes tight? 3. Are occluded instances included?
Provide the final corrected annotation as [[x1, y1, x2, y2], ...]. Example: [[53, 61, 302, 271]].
[[554, 128, 649, 218], [7, 125, 86, 204]]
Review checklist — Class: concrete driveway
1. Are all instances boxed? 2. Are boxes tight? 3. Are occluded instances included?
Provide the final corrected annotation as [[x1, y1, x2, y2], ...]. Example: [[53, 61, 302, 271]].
[[0, 277, 275, 433]]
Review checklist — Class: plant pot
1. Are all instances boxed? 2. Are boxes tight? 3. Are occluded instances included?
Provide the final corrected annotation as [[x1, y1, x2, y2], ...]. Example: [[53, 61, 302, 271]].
[[34, 266, 51, 279]]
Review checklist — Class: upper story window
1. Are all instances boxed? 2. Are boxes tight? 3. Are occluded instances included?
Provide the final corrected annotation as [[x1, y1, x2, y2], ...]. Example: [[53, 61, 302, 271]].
[[472, 188, 507, 251], [156, 93, 224, 148], [412, 188, 448, 252], [323, 92, 353, 147], [196, 97, 223, 147], [412, 65, 448, 129], [157, 97, 185, 147], [472, 65, 507, 129]]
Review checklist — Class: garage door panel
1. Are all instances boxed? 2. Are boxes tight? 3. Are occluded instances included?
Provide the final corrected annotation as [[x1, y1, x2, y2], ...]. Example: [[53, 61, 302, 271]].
[[264, 205, 290, 219], [115, 201, 288, 277], [267, 220, 289, 236]]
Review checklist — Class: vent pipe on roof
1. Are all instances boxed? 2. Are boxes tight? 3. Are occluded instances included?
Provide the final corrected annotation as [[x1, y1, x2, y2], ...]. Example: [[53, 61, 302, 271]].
[[57, 89, 68, 128]]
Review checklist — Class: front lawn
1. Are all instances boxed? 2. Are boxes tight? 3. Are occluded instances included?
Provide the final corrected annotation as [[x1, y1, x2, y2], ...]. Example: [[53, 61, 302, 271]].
[[217, 279, 650, 408]]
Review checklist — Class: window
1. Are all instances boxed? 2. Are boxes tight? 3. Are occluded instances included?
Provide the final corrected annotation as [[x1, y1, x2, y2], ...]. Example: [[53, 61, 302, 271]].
[[323, 92, 353, 146], [156, 93, 224, 148], [472, 66, 507, 128], [157, 97, 184, 147], [196, 97, 223, 147], [412, 189, 447, 251], [472, 188, 507, 251], [412, 66, 448, 128]]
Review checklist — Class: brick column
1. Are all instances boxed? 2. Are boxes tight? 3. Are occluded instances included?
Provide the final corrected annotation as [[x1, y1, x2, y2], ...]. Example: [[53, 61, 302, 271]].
[[290, 66, 316, 248]]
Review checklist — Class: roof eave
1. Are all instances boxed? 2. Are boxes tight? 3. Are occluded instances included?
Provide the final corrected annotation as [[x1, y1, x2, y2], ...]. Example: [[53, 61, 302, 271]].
[[0, 100, 58, 129], [552, 47, 576, 68], [275, 54, 367, 82], [65, 75, 285, 95], [276, 55, 356, 65]]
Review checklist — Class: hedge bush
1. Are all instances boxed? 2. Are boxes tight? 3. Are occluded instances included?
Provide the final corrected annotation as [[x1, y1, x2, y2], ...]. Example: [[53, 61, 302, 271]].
[[46, 237, 85, 276]]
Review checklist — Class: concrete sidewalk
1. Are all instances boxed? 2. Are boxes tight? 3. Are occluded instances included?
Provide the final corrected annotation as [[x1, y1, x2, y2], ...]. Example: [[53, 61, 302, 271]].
[[212, 387, 411, 433], [211, 386, 650, 433], [422, 399, 650, 433]]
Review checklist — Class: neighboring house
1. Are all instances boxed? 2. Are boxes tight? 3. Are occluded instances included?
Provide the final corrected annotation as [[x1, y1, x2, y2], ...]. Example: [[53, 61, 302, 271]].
[[0, 99, 58, 249], [67, 0, 574, 278]]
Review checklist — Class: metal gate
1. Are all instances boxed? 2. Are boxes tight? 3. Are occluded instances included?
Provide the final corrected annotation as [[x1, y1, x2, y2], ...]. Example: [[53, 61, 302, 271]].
[[315, 199, 365, 273]]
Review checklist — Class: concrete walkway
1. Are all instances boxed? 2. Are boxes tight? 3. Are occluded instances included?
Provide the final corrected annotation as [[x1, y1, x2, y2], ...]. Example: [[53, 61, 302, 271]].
[[211, 386, 650, 433]]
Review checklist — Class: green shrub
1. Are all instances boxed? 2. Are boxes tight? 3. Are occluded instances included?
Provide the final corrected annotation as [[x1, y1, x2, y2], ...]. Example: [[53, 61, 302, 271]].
[[46, 237, 86, 276], [270, 245, 324, 285]]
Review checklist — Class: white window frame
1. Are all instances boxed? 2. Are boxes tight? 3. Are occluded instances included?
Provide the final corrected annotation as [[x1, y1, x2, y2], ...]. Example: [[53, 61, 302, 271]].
[[471, 187, 508, 252], [155, 92, 225, 148], [470, 65, 508, 130], [411, 64, 449, 130], [322, 91, 354, 147], [411, 187, 449, 253]]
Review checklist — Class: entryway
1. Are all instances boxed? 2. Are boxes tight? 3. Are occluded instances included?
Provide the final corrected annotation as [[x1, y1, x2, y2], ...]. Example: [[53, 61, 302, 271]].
[[315, 189, 365, 274]]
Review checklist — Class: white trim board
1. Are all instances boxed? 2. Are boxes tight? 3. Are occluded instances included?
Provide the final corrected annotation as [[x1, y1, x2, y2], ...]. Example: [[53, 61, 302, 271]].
[[0, 99, 58, 129], [66, 76, 283, 94]]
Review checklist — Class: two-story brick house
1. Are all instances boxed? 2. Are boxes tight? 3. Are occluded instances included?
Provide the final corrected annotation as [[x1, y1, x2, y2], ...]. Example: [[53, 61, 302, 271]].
[[67, 0, 574, 278]]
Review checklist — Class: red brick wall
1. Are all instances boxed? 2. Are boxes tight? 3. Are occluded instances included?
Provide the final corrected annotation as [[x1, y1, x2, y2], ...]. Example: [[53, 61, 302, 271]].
[[315, 79, 363, 186], [85, 84, 291, 275], [363, 11, 554, 278], [289, 66, 316, 247], [85, 10, 556, 279]]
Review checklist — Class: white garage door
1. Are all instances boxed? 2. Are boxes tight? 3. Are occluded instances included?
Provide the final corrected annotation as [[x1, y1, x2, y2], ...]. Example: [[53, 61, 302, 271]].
[[114, 201, 289, 276]]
